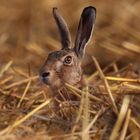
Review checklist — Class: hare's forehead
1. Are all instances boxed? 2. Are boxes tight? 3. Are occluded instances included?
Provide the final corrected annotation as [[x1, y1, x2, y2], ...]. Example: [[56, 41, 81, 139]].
[[48, 50, 75, 60]]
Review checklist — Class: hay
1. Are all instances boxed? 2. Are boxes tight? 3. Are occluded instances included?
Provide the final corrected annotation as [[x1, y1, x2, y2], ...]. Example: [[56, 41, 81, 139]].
[[0, 0, 140, 139]]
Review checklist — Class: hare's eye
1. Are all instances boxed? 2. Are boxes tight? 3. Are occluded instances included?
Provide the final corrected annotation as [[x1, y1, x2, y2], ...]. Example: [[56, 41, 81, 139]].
[[64, 56, 72, 65]]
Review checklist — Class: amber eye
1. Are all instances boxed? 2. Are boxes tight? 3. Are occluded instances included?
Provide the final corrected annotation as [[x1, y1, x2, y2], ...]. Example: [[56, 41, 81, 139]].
[[64, 56, 72, 65]]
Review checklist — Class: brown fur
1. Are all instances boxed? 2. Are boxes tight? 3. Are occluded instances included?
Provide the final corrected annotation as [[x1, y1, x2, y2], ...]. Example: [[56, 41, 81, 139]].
[[40, 49, 82, 91], [39, 7, 96, 101]]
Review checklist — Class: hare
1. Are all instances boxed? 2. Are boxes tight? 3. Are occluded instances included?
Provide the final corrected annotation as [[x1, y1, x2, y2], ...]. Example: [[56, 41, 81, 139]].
[[39, 6, 96, 100]]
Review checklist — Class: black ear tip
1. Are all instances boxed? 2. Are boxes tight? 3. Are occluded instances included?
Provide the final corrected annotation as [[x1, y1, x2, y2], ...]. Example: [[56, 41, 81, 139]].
[[53, 7, 58, 13], [83, 6, 96, 14]]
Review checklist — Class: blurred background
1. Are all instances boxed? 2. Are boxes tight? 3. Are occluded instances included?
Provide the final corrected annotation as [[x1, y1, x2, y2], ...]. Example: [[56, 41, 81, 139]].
[[0, 0, 140, 75]]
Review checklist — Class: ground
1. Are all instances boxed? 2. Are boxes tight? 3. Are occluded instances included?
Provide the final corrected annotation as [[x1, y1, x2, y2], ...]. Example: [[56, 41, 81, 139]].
[[0, 0, 140, 139]]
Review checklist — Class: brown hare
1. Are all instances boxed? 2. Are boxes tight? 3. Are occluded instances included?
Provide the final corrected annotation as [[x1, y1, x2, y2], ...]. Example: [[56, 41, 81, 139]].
[[39, 6, 96, 101]]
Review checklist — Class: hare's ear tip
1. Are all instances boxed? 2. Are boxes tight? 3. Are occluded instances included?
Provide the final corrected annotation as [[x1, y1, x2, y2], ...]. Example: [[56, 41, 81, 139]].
[[84, 6, 96, 13], [92, 6, 96, 12], [53, 7, 58, 12]]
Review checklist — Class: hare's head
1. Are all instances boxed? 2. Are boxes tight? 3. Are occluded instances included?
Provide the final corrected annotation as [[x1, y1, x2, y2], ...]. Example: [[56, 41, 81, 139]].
[[39, 6, 96, 89]]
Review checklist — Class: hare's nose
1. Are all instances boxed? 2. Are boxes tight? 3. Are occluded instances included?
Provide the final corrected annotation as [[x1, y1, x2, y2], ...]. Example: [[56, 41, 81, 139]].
[[40, 72, 50, 85], [42, 72, 50, 78]]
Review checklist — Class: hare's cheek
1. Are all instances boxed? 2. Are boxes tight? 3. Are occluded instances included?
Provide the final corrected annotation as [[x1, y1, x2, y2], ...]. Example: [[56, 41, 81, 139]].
[[71, 72, 81, 84], [49, 71, 61, 87], [62, 67, 81, 85], [67, 72, 81, 85], [56, 61, 63, 72]]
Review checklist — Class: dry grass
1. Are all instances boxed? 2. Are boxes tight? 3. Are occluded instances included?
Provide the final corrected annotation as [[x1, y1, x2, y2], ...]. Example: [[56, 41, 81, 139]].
[[0, 0, 140, 139]]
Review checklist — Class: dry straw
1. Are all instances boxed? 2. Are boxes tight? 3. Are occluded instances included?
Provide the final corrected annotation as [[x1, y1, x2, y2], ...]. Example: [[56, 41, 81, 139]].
[[0, 0, 140, 139]]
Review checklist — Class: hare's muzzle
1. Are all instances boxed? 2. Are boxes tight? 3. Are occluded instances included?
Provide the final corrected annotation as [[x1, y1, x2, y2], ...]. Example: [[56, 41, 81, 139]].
[[40, 72, 50, 85]]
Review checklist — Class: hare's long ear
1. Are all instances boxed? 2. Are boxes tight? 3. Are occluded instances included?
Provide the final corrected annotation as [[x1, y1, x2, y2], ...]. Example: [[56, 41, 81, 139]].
[[53, 8, 71, 49], [74, 6, 96, 57]]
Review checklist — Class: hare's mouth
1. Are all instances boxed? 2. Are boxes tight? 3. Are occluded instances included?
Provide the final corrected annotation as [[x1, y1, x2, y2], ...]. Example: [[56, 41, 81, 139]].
[[40, 73, 62, 88], [39, 73, 50, 85], [41, 77, 50, 85]]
